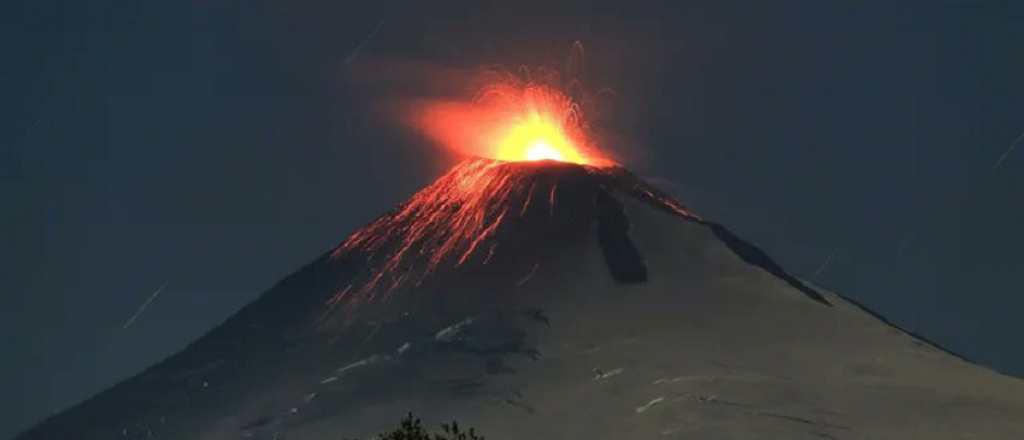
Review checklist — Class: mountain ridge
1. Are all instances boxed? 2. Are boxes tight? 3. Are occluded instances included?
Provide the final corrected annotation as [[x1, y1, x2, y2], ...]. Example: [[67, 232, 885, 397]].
[[15, 159, 1024, 440]]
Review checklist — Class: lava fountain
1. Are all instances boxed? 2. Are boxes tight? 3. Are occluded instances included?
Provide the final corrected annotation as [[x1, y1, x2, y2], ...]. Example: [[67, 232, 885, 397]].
[[408, 77, 614, 167]]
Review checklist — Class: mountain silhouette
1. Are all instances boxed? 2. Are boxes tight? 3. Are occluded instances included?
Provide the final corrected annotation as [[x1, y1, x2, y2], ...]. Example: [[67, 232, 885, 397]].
[[16, 159, 1024, 440]]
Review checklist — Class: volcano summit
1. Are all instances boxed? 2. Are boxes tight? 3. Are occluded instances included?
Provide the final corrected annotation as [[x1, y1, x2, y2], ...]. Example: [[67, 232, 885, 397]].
[[16, 159, 1024, 440]]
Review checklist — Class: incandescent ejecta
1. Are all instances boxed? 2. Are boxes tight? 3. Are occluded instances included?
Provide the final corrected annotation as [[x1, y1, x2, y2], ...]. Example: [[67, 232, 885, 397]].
[[16, 78, 1024, 440]]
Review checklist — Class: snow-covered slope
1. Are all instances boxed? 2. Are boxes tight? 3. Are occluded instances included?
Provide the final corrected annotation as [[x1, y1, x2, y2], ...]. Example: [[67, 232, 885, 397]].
[[16, 161, 1024, 440]]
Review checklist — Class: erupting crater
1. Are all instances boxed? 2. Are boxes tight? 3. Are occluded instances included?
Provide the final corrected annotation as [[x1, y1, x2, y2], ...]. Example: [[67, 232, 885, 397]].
[[326, 77, 695, 312], [409, 79, 613, 167]]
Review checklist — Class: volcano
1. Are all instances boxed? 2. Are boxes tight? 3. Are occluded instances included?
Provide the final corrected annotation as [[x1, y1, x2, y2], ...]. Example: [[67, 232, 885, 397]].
[[16, 160, 1024, 440]]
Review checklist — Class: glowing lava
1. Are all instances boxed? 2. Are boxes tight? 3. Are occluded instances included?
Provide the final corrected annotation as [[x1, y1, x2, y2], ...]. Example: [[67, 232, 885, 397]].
[[325, 157, 698, 317], [327, 158, 529, 308], [524, 141, 564, 161], [409, 79, 612, 167]]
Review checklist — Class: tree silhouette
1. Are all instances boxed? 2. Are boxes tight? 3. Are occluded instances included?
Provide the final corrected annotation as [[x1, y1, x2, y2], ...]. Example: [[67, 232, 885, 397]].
[[349, 413, 485, 440]]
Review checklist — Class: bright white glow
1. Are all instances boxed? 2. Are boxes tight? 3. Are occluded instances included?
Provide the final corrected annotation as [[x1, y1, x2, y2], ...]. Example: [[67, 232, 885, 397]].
[[524, 140, 565, 162]]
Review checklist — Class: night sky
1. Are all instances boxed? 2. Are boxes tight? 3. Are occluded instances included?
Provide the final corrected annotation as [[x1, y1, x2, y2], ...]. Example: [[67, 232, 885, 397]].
[[4, 1, 1023, 437]]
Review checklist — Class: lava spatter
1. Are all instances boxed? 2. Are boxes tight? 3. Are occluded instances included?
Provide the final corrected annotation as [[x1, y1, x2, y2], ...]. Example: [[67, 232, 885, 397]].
[[409, 78, 613, 167], [330, 159, 532, 306], [327, 158, 699, 311]]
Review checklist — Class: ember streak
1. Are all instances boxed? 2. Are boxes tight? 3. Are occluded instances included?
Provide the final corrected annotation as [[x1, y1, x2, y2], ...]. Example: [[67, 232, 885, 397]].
[[330, 158, 532, 304], [327, 158, 699, 310]]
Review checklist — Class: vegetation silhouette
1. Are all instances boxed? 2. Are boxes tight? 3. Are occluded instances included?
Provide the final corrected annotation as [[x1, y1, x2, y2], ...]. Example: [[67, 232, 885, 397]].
[[348, 413, 485, 440]]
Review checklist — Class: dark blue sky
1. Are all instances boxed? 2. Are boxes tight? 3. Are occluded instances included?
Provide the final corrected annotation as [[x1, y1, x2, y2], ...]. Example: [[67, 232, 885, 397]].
[[4, 1, 1023, 438]]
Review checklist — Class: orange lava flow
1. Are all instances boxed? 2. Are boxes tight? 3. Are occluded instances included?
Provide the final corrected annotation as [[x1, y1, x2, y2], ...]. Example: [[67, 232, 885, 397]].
[[410, 81, 613, 167], [329, 158, 532, 306], [323, 160, 702, 317]]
